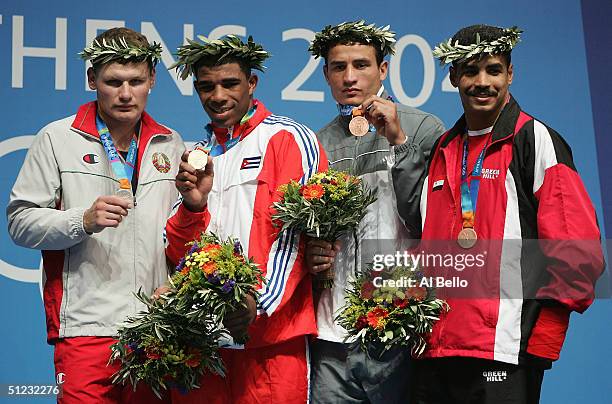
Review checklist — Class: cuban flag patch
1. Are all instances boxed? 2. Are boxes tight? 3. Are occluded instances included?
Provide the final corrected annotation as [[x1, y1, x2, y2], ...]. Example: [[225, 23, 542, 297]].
[[240, 156, 261, 170]]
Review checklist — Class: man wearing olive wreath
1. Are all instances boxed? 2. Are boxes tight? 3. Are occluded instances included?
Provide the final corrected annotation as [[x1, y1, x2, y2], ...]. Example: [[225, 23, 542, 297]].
[[394, 24, 604, 403], [303, 20, 444, 403], [7, 27, 184, 402], [164, 35, 327, 403]]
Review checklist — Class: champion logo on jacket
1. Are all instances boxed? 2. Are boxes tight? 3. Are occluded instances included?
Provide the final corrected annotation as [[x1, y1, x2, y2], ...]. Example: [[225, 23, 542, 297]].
[[82, 153, 100, 164]]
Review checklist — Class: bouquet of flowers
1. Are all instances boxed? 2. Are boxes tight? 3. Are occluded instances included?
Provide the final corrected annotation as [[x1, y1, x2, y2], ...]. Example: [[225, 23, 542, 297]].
[[272, 169, 376, 289], [110, 233, 263, 398], [169, 234, 263, 335], [336, 265, 449, 358]]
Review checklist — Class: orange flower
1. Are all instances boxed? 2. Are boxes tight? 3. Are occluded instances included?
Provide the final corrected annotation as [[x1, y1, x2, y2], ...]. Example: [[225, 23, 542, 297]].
[[301, 184, 324, 200], [203, 244, 222, 253], [181, 267, 190, 275], [202, 262, 217, 275], [366, 307, 389, 330]]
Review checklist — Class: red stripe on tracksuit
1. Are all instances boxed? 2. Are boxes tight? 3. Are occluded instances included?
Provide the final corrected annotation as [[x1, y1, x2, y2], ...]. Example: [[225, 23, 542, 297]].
[[42, 249, 64, 343]]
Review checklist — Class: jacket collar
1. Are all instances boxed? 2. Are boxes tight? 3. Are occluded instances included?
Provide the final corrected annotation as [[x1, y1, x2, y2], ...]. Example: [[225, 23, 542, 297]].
[[441, 95, 521, 148], [71, 101, 172, 143]]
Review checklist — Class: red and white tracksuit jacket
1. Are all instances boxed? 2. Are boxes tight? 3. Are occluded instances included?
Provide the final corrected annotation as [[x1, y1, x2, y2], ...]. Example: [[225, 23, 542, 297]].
[[7, 101, 184, 342], [411, 96, 604, 366], [165, 101, 328, 348]]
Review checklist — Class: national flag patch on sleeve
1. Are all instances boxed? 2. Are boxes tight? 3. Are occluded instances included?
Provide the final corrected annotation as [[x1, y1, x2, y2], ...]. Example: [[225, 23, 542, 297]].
[[432, 178, 444, 192], [240, 156, 262, 170]]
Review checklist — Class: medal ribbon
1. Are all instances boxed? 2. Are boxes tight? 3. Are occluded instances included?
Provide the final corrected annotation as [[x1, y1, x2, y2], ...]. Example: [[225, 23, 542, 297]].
[[203, 101, 258, 157], [96, 114, 138, 192], [460, 135, 488, 229]]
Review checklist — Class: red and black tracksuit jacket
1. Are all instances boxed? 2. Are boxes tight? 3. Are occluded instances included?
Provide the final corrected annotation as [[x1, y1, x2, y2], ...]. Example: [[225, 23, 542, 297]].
[[415, 96, 604, 366]]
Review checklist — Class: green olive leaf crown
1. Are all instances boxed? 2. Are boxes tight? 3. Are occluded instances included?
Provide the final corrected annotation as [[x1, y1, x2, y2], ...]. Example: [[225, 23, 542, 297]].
[[170, 34, 270, 80], [432, 26, 522, 66], [309, 20, 396, 59], [79, 37, 162, 66]]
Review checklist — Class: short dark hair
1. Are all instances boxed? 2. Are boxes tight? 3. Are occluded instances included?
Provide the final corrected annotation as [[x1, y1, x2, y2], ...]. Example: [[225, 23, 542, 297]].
[[451, 25, 512, 67], [323, 40, 385, 66], [193, 55, 252, 79], [91, 27, 155, 73]]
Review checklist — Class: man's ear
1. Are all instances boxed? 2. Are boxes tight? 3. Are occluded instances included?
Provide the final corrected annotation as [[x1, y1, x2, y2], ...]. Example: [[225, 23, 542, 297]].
[[323, 64, 330, 84], [449, 66, 459, 88], [87, 67, 97, 90], [507, 63, 513, 86], [248, 73, 258, 96], [149, 67, 156, 89], [378, 60, 388, 81]]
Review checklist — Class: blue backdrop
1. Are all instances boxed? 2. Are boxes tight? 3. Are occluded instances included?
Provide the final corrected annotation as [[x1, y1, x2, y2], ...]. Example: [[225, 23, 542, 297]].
[[1, 0, 610, 402]]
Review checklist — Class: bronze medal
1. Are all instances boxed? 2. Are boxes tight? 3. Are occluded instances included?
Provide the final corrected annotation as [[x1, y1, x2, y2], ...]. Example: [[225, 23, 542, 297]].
[[457, 227, 477, 249], [349, 116, 369, 137]]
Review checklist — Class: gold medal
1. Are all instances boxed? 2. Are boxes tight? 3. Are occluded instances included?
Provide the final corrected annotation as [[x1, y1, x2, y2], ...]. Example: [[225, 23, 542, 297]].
[[349, 107, 369, 137], [187, 148, 209, 170], [457, 227, 477, 249]]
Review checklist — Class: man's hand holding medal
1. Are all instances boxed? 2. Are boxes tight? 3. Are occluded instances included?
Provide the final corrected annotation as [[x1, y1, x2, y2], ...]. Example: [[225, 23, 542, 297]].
[[176, 146, 214, 212], [350, 95, 407, 146], [83, 195, 132, 234]]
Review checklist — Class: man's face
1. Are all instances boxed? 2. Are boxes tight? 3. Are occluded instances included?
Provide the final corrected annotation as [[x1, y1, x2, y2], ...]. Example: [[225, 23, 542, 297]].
[[87, 62, 154, 127], [450, 54, 513, 129], [194, 63, 258, 128], [323, 44, 388, 106]]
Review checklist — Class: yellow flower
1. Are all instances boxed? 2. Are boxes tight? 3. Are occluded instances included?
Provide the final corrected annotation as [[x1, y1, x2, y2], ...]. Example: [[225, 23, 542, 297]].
[[277, 184, 288, 194]]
